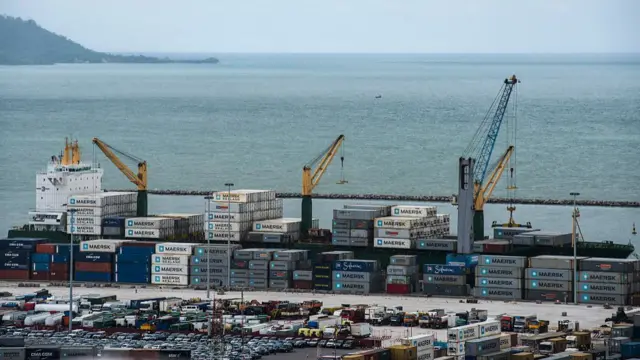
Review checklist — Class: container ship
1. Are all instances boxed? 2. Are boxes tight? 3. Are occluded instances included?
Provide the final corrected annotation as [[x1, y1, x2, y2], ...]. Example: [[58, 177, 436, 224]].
[[3, 138, 634, 268]]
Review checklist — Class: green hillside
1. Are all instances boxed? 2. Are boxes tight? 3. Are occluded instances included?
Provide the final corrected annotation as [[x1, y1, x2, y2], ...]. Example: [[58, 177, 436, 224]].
[[0, 15, 218, 65]]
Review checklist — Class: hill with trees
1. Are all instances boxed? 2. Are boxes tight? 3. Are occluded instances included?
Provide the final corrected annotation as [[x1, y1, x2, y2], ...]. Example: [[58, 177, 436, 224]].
[[0, 15, 219, 65]]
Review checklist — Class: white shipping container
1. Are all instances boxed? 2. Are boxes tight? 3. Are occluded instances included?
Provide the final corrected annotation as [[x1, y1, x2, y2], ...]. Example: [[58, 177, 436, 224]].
[[391, 205, 437, 218], [152, 264, 189, 275], [376, 228, 420, 239], [155, 243, 195, 255], [374, 216, 428, 230], [126, 228, 174, 239], [253, 218, 300, 233], [80, 239, 125, 253], [151, 274, 189, 286], [417, 348, 435, 360], [448, 324, 480, 342], [374, 238, 414, 249], [126, 217, 174, 229], [206, 231, 243, 241], [499, 334, 511, 350], [479, 320, 501, 337], [207, 212, 253, 223], [67, 202, 137, 217], [206, 221, 251, 232], [68, 192, 136, 207], [211, 189, 275, 203], [66, 225, 101, 235], [151, 254, 190, 265], [448, 342, 465, 356], [68, 216, 102, 226], [402, 333, 435, 349]]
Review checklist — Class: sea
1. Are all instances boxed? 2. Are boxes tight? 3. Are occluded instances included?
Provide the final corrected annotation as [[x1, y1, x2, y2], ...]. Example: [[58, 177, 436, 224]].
[[1, 53, 639, 245]]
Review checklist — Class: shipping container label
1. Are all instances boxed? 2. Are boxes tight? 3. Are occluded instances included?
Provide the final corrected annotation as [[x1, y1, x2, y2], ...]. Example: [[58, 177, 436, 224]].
[[478, 266, 519, 277], [579, 293, 625, 303], [334, 272, 368, 281], [479, 321, 501, 336], [333, 260, 375, 272], [81, 242, 115, 252], [529, 280, 570, 290], [153, 255, 188, 264], [423, 264, 465, 275], [152, 275, 188, 284], [69, 197, 98, 206], [392, 206, 433, 216], [581, 272, 624, 282], [157, 244, 192, 254], [478, 278, 519, 287], [335, 282, 367, 290], [153, 265, 188, 274], [254, 223, 286, 231], [127, 229, 160, 237], [527, 269, 571, 280], [481, 256, 524, 266], [376, 219, 411, 228], [479, 288, 517, 297], [580, 283, 625, 292], [418, 240, 455, 249], [375, 238, 412, 248]]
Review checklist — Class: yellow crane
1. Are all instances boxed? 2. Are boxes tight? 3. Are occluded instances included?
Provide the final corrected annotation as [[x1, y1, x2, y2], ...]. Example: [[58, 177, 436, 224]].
[[92, 138, 148, 217], [301, 134, 347, 234]]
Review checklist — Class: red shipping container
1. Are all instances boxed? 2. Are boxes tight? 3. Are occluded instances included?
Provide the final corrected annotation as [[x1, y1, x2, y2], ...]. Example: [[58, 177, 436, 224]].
[[50, 272, 69, 281], [75, 262, 111, 272], [484, 243, 509, 253], [24, 302, 36, 311], [386, 284, 411, 294], [293, 280, 313, 290], [121, 241, 156, 248], [0, 269, 30, 280], [31, 271, 50, 281], [50, 263, 69, 273], [35, 243, 56, 254]]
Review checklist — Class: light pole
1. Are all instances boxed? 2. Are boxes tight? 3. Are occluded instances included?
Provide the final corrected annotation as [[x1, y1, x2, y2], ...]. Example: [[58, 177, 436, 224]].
[[224, 183, 234, 289], [204, 195, 213, 300], [570, 192, 580, 305], [69, 208, 76, 333]]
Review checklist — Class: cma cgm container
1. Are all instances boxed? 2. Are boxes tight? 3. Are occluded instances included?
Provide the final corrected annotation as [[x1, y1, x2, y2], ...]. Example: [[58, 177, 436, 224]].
[[0, 238, 46, 250]]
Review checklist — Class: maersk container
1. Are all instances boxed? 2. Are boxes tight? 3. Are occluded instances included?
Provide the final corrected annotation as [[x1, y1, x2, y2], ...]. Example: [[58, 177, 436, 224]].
[[206, 231, 243, 242], [207, 211, 251, 222], [375, 216, 426, 230], [579, 271, 629, 284], [230, 269, 250, 278], [423, 264, 466, 275], [391, 205, 437, 218], [423, 274, 466, 286], [466, 335, 502, 356], [191, 266, 228, 275], [190, 275, 227, 287], [248, 260, 269, 270], [0, 238, 46, 250], [578, 292, 628, 305], [476, 278, 522, 289], [332, 237, 350, 246], [273, 250, 307, 261], [115, 263, 150, 274], [151, 254, 189, 265], [126, 228, 175, 239], [479, 321, 501, 337], [578, 282, 629, 294], [249, 278, 268, 288], [293, 270, 313, 281], [151, 274, 189, 286], [493, 227, 537, 240], [374, 238, 414, 249], [190, 256, 227, 266], [68, 192, 136, 207], [194, 244, 239, 257], [475, 287, 523, 300], [66, 225, 102, 235], [525, 289, 573, 302], [350, 238, 369, 247], [75, 271, 112, 282], [579, 258, 637, 273], [125, 217, 174, 229], [527, 280, 572, 291], [332, 229, 350, 238], [152, 264, 189, 276], [447, 323, 480, 342], [477, 266, 522, 278], [80, 240, 124, 253], [333, 281, 373, 294], [75, 252, 112, 263], [253, 219, 300, 233], [479, 255, 526, 268], [115, 273, 151, 283], [206, 221, 249, 232], [333, 260, 378, 273], [525, 268, 573, 281], [334, 271, 371, 283], [528, 255, 588, 270], [416, 239, 457, 251], [249, 270, 269, 278], [334, 209, 379, 221], [69, 216, 102, 226], [332, 219, 350, 229]]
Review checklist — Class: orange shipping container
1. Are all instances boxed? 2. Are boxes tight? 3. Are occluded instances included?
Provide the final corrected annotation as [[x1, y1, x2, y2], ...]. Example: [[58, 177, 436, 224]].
[[36, 244, 56, 254], [0, 269, 30, 280]]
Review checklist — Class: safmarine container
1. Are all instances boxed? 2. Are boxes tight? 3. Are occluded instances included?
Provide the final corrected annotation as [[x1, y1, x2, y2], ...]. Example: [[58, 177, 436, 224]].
[[333, 260, 378, 273], [423, 264, 466, 275]]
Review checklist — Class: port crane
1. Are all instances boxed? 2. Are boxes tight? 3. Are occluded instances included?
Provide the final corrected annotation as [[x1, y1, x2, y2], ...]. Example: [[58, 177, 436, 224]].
[[92, 138, 148, 217], [301, 134, 347, 235], [459, 75, 529, 241]]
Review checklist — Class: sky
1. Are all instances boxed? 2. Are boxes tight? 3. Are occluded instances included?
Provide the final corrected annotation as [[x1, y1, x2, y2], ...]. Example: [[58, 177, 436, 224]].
[[2, 0, 639, 53]]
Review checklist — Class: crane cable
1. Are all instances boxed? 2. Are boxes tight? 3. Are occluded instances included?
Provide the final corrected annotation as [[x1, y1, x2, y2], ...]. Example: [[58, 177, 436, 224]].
[[339, 143, 346, 184]]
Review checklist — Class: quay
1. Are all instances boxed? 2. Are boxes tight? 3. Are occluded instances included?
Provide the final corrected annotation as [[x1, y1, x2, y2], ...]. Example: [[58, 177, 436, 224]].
[[106, 189, 640, 208]]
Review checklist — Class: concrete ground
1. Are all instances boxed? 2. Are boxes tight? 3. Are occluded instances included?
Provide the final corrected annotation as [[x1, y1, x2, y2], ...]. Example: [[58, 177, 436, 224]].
[[1, 284, 621, 343]]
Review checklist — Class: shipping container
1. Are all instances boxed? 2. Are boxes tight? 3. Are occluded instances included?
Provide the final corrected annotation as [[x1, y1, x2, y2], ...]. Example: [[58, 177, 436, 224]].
[[475, 287, 522, 300], [152, 264, 189, 275], [194, 244, 239, 257], [447, 341, 465, 356], [447, 253, 479, 267], [80, 239, 124, 253], [32, 263, 50, 272], [114, 263, 150, 274], [69, 216, 102, 226], [423, 274, 466, 286], [125, 217, 174, 229], [479, 321, 501, 337], [152, 254, 189, 266], [387, 265, 419, 276], [579, 258, 637, 273], [0, 238, 46, 250], [423, 264, 466, 275], [0, 269, 30, 280], [333, 271, 372, 283], [375, 216, 427, 230], [0, 347, 25, 359], [387, 283, 411, 294], [376, 228, 420, 239], [493, 227, 538, 240], [191, 266, 228, 277], [466, 335, 502, 356], [250, 270, 269, 278], [74, 271, 111, 282], [578, 293, 628, 305], [391, 205, 437, 218], [525, 289, 573, 302], [476, 266, 522, 278], [313, 281, 332, 291], [525, 268, 573, 281], [253, 218, 300, 233], [334, 209, 379, 221], [527, 280, 572, 291], [333, 260, 378, 272], [0, 249, 31, 263], [448, 324, 480, 342], [579, 271, 629, 284], [269, 279, 291, 289], [189, 256, 227, 266], [66, 225, 102, 235], [116, 253, 151, 264], [230, 259, 250, 269], [416, 239, 457, 251], [248, 278, 268, 288], [151, 274, 189, 286], [273, 250, 307, 261], [332, 219, 350, 229], [206, 231, 243, 242], [269, 260, 296, 271], [350, 229, 370, 238], [25, 345, 61, 360], [248, 260, 269, 270], [75, 262, 111, 272], [529, 255, 588, 270], [190, 276, 227, 287], [230, 269, 250, 278], [479, 255, 526, 268], [374, 238, 414, 249], [293, 270, 313, 281], [31, 271, 50, 281], [476, 278, 522, 289], [350, 238, 368, 247], [578, 282, 629, 294], [114, 273, 151, 283], [333, 281, 373, 293], [350, 220, 374, 229], [389, 255, 417, 266], [207, 221, 250, 232], [293, 280, 313, 290]]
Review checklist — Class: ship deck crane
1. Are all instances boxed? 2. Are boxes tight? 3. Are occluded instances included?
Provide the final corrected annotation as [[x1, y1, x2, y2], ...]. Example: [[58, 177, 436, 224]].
[[92, 138, 148, 217], [301, 134, 346, 235], [461, 75, 527, 240]]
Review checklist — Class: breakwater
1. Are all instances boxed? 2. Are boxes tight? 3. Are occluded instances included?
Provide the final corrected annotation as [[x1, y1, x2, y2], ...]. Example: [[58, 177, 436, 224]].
[[106, 189, 640, 208]]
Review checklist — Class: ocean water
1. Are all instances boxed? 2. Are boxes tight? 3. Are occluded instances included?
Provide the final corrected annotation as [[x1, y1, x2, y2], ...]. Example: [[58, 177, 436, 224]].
[[1, 54, 639, 243]]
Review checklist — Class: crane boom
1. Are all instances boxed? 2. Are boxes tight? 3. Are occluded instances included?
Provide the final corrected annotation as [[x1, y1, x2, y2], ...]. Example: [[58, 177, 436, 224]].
[[92, 137, 148, 216], [474, 145, 514, 211], [301, 135, 345, 234]]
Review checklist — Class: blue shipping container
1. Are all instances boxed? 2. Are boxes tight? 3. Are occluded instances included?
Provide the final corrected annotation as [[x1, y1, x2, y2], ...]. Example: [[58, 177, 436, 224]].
[[446, 253, 479, 267], [55, 244, 80, 254], [115, 263, 150, 274], [76, 252, 113, 263], [0, 250, 31, 263], [116, 253, 152, 263], [74, 271, 112, 282], [423, 264, 466, 275], [621, 342, 640, 359], [313, 264, 332, 275], [0, 238, 46, 250], [102, 217, 126, 227], [333, 260, 377, 273], [32, 262, 50, 272], [118, 246, 156, 256], [312, 276, 332, 285], [115, 273, 151, 283], [0, 261, 29, 270], [32, 253, 51, 263], [51, 254, 69, 263]]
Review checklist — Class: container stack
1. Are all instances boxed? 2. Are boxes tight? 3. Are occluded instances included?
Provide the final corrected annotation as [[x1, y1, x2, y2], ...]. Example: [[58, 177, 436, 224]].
[[493, 227, 538, 240], [101, 216, 126, 238], [423, 264, 468, 296], [33, 243, 76, 282], [66, 192, 137, 236], [227, 248, 260, 288], [249, 248, 276, 289], [76, 239, 123, 282], [577, 258, 637, 305], [374, 205, 440, 251], [251, 218, 305, 244], [189, 244, 241, 287], [150, 242, 193, 286], [206, 189, 283, 243], [269, 250, 311, 290], [474, 255, 526, 300], [525, 255, 586, 303], [415, 238, 457, 252], [386, 255, 419, 294], [331, 204, 390, 247], [313, 251, 353, 291], [447, 320, 501, 358], [114, 241, 155, 284], [158, 213, 205, 241], [401, 333, 435, 360], [125, 217, 176, 240], [0, 238, 45, 281], [332, 259, 381, 294]]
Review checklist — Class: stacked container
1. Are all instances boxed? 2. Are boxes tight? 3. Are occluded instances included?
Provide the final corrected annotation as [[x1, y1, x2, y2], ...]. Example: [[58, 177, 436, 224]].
[[447, 320, 501, 358], [251, 218, 305, 243], [423, 264, 468, 296], [33, 243, 76, 281], [250, 248, 276, 289], [66, 192, 137, 236], [493, 227, 538, 241], [415, 238, 457, 252], [577, 258, 637, 305], [114, 241, 155, 283], [189, 244, 241, 287], [270, 250, 310, 290], [525, 255, 587, 303], [386, 254, 419, 294], [401, 333, 435, 360], [157, 213, 205, 241], [332, 259, 381, 294], [313, 251, 353, 291], [331, 204, 390, 247], [150, 242, 193, 286], [474, 255, 526, 300], [206, 189, 283, 243], [125, 217, 176, 240], [101, 216, 126, 238], [75, 239, 123, 282], [0, 238, 45, 280]]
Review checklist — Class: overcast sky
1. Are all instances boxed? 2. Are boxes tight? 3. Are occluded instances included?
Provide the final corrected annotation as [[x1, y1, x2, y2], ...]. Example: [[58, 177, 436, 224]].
[[2, 0, 638, 53]]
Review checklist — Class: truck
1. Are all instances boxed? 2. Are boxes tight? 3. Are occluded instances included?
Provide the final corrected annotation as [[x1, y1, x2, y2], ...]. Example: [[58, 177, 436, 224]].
[[349, 322, 372, 338], [403, 313, 419, 327], [159, 298, 182, 312], [539, 337, 568, 355], [513, 314, 537, 333], [566, 332, 591, 351], [418, 309, 445, 328]]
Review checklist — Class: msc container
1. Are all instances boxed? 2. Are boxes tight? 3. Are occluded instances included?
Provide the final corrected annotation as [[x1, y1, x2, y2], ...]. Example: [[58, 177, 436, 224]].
[[151, 274, 189, 286], [578, 282, 629, 294], [527, 280, 572, 291], [333, 260, 378, 273], [391, 205, 437, 218], [525, 268, 573, 281], [74, 271, 111, 282], [529, 255, 588, 270], [374, 238, 414, 249], [416, 239, 457, 251], [579, 258, 637, 273], [423, 264, 466, 275], [479, 255, 526, 268], [333, 281, 373, 293], [152, 264, 189, 275], [375, 216, 427, 230], [389, 255, 417, 266], [475, 287, 522, 300], [333, 209, 379, 221], [579, 271, 630, 284], [151, 254, 189, 265], [387, 265, 419, 276], [476, 266, 522, 278], [466, 335, 502, 356], [477, 278, 522, 289], [448, 324, 480, 342], [578, 293, 628, 305], [423, 274, 466, 286], [333, 271, 371, 283]]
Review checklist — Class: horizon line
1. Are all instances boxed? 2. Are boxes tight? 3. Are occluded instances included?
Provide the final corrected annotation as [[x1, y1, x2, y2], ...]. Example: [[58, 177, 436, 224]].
[[107, 51, 640, 55]]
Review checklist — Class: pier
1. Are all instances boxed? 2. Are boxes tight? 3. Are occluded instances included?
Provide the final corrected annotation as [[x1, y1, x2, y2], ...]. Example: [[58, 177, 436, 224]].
[[106, 189, 640, 208]]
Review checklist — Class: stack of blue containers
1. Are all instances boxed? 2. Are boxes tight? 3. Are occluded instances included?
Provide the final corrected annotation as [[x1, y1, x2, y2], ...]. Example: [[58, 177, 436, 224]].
[[74, 252, 114, 282], [0, 238, 46, 281], [31, 252, 51, 278], [114, 242, 154, 283]]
